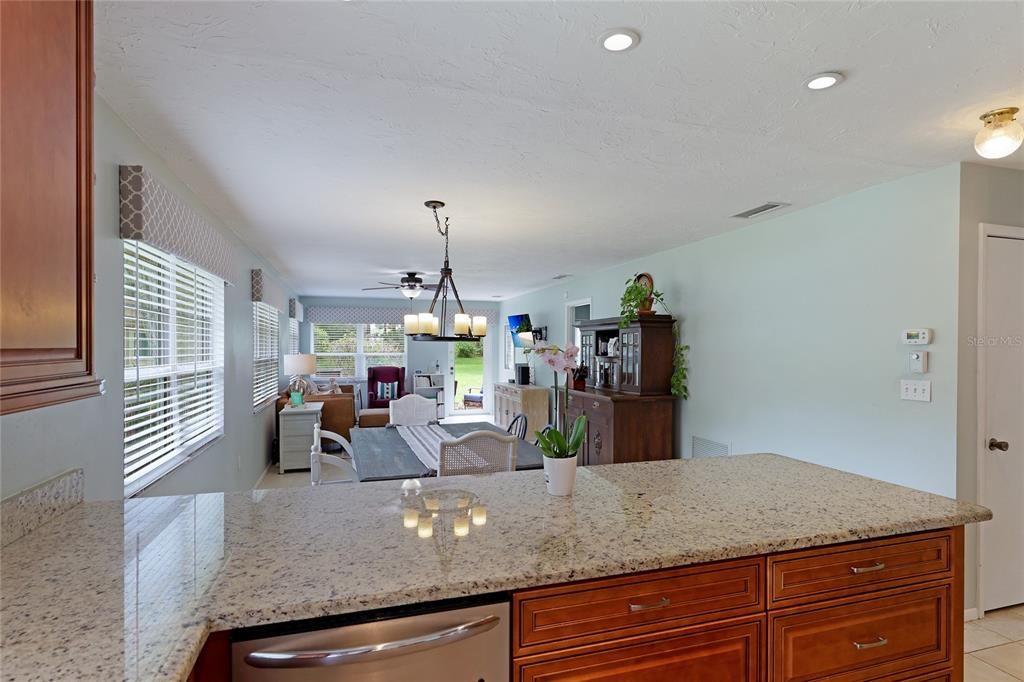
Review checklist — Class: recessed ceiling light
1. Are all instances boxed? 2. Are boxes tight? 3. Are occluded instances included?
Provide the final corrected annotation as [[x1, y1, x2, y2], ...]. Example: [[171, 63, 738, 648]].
[[601, 29, 640, 52], [805, 72, 845, 90]]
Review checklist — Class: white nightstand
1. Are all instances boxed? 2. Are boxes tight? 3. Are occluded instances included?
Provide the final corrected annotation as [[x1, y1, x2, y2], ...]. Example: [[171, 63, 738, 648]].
[[278, 401, 324, 473]]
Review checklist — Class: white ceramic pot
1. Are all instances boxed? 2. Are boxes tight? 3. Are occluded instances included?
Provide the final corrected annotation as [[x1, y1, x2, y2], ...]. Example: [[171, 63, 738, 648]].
[[543, 455, 577, 496]]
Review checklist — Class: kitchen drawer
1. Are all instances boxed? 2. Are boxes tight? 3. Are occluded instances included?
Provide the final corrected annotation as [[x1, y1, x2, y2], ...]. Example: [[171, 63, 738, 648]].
[[515, 617, 763, 682], [769, 530, 953, 608], [514, 557, 764, 655], [894, 672, 951, 682], [769, 584, 951, 682]]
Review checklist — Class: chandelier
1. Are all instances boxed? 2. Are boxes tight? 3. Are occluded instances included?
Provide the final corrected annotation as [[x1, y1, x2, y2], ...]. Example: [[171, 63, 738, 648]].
[[403, 201, 487, 342]]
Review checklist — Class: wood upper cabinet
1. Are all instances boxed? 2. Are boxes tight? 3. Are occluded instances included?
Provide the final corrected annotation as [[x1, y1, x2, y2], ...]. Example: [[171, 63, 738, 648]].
[[0, 0, 100, 414]]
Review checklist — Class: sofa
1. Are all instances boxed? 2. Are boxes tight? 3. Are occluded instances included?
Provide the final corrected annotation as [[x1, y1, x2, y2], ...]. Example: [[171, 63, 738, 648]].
[[366, 366, 407, 408], [276, 384, 356, 440]]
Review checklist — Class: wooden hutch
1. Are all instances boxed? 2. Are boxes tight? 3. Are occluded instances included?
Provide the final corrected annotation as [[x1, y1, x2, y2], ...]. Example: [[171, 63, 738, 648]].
[[564, 314, 676, 465]]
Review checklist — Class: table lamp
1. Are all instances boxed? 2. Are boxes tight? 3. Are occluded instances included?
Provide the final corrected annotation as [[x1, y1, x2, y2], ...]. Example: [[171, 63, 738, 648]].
[[283, 353, 317, 395]]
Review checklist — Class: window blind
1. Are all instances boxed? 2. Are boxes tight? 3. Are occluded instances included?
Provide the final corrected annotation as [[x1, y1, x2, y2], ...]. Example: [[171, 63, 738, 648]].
[[252, 302, 280, 409], [123, 240, 224, 497], [288, 317, 299, 355], [312, 323, 405, 378]]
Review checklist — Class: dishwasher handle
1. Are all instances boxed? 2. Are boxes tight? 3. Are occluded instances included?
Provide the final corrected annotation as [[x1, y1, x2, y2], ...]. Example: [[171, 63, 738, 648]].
[[244, 614, 501, 669]]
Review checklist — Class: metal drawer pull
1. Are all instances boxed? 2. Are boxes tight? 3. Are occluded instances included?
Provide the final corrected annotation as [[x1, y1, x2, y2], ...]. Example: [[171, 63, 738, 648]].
[[628, 596, 671, 613], [849, 561, 886, 575], [853, 636, 888, 651], [244, 615, 500, 668]]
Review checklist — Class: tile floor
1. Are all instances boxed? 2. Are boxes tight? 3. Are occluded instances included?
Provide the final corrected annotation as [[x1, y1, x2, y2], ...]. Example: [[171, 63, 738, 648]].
[[966, 605, 1024, 681]]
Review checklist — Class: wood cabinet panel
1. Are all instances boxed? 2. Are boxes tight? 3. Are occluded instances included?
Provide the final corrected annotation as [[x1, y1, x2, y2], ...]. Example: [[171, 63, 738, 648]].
[[0, 0, 100, 414], [768, 529, 954, 608], [515, 617, 764, 682], [769, 584, 951, 682], [514, 557, 763, 656]]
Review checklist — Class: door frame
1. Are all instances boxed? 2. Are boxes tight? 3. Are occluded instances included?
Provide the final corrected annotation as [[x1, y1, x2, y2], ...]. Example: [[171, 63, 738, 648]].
[[565, 298, 592, 349], [975, 222, 1024, 617]]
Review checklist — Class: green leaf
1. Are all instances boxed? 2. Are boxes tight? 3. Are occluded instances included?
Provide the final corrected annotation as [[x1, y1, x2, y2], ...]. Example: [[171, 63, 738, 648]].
[[548, 428, 568, 454], [568, 414, 587, 452]]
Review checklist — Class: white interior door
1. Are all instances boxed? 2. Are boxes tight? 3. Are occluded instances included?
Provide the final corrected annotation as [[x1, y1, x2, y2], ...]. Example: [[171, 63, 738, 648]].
[[981, 226, 1024, 612]]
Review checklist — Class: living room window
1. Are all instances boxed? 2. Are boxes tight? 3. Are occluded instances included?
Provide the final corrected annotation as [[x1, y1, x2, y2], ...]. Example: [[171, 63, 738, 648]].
[[312, 323, 406, 379], [123, 240, 225, 497], [287, 317, 299, 355], [252, 302, 281, 410]]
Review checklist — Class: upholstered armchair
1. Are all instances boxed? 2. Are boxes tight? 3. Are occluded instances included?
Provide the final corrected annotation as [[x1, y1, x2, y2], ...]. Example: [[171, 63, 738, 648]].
[[367, 366, 407, 408]]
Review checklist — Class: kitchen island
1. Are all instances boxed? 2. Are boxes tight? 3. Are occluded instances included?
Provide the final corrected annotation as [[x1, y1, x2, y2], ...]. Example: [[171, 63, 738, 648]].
[[0, 454, 990, 681]]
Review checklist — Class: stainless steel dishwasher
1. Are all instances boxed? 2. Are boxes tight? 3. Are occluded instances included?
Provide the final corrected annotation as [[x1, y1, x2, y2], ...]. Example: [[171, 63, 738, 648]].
[[232, 601, 509, 681]]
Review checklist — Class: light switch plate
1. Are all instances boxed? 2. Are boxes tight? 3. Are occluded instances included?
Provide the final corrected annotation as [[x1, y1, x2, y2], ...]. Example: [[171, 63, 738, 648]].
[[900, 379, 931, 402]]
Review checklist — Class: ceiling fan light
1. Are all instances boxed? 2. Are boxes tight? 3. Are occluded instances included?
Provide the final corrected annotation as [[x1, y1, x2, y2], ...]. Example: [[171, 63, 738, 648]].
[[975, 107, 1023, 159], [401, 287, 422, 299]]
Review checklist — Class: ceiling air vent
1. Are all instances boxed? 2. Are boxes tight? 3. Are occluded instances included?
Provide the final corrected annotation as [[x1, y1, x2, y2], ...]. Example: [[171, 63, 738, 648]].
[[731, 202, 790, 219]]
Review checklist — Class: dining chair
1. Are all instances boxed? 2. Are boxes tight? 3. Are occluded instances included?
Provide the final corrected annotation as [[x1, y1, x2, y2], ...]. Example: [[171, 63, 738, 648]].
[[389, 394, 437, 426], [438, 430, 518, 477], [506, 413, 528, 440], [534, 424, 554, 446], [310, 424, 355, 486]]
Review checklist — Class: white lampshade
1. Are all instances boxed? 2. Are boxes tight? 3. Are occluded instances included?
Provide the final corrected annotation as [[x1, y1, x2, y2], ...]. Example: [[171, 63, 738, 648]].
[[472, 316, 487, 337], [404, 314, 420, 335], [453, 313, 471, 335], [283, 353, 316, 375], [418, 313, 434, 335]]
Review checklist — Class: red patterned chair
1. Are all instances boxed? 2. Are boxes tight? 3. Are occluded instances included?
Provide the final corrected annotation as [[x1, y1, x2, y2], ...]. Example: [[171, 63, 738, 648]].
[[366, 366, 407, 409]]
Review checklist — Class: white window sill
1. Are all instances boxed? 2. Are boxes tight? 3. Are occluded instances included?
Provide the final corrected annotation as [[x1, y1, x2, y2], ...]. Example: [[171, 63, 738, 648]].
[[125, 432, 224, 498]]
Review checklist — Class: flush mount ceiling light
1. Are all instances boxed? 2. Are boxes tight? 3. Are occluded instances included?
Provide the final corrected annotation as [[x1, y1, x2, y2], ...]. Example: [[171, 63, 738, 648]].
[[601, 29, 640, 52], [975, 107, 1023, 159], [804, 72, 845, 90]]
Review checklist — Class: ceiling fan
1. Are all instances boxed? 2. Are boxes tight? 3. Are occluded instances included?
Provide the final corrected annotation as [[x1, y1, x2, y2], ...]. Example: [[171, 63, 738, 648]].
[[361, 272, 438, 299]]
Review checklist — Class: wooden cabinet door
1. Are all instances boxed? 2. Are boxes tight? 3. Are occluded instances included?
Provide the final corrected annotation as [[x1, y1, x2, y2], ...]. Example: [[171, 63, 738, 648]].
[[618, 328, 642, 392], [579, 331, 596, 387], [1, 0, 100, 414], [516, 618, 763, 682]]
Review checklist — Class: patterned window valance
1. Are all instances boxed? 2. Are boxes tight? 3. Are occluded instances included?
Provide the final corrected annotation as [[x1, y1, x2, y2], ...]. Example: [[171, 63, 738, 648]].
[[251, 269, 287, 312], [118, 165, 235, 283], [305, 304, 498, 327]]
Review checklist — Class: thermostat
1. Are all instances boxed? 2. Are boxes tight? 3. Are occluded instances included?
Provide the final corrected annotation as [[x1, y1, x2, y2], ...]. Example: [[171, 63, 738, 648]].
[[902, 329, 932, 345]]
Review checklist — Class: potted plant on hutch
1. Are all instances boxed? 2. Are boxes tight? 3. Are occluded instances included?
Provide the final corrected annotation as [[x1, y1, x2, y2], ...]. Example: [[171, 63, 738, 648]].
[[531, 344, 588, 495], [619, 273, 690, 399]]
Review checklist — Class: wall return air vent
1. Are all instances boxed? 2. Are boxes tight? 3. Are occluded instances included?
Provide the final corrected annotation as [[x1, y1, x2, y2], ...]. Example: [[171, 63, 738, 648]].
[[731, 202, 790, 219]]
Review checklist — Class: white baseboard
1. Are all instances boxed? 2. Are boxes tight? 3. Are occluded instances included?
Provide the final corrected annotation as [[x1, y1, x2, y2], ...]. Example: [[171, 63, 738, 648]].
[[252, 462, 274, 491], [965, 608, 979, 622]]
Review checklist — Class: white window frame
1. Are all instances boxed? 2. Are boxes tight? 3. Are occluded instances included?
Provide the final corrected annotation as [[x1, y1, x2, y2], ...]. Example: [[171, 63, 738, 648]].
[[122, 240, 225, 497], [312, 323, 407, 380], [252, 302, 281, 411]]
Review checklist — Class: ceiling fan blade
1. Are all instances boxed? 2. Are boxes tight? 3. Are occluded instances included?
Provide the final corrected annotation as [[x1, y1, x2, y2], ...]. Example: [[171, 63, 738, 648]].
[[361, 286, 398, 291], [377, 281, 401, 286], [421, 284, 439, 289]]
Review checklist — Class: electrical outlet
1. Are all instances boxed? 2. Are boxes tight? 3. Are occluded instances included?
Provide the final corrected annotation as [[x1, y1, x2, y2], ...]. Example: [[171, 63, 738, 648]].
[[900, 379, 931, 402]]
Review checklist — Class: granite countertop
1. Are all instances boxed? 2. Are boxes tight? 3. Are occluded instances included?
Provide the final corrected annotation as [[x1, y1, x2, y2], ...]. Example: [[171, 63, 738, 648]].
[[0, 454, 991, 681]]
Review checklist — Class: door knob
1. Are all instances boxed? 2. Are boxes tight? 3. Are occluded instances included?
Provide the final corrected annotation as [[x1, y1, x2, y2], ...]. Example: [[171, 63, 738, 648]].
[[988, 438, 1010, 452]]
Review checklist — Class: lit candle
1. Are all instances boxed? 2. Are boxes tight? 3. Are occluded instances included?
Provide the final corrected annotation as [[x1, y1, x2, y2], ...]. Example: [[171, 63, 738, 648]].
[[418, 313, 433, 335], [472, 316, 487, 337], [431, 316, 440, 335], [453, 313, 471, 335], [404, 314, 420, 336], [417, 515, 433, 538], [403, 508, 419, 528], [454, 514, 470, 537], [471, 505, 487, 526]]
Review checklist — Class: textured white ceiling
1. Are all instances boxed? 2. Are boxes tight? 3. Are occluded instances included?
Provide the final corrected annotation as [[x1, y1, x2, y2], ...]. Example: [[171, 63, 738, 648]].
[[95, 1, 1024, 299]]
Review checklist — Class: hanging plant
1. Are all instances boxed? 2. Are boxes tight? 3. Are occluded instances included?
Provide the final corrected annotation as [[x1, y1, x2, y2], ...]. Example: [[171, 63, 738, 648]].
[[618, 273, 690, 399]]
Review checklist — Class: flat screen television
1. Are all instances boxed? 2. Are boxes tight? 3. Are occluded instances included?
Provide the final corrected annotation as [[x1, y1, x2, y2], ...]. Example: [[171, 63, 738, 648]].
[[508, 314, 533, 348]]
